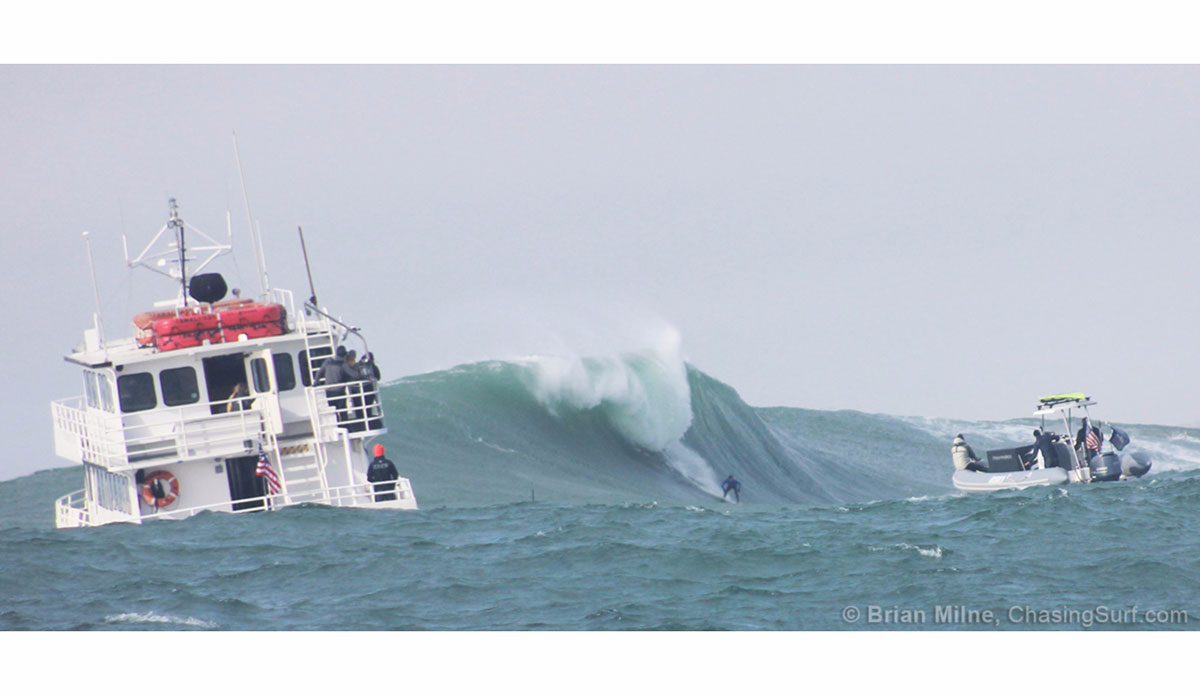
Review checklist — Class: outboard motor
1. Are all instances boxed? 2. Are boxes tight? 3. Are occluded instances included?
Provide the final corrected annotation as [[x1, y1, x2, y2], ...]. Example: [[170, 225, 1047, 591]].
[[1089, 452, 1123, 481], [1120, 451, 1152, 478]]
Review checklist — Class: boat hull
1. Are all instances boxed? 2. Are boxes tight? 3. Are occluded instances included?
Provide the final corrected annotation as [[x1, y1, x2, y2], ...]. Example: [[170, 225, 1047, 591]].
[[952, 467, 1069, 493]]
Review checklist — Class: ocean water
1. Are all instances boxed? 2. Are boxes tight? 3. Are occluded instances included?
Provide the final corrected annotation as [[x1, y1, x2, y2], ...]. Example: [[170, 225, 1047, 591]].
[[4, 343, 1199, 631]]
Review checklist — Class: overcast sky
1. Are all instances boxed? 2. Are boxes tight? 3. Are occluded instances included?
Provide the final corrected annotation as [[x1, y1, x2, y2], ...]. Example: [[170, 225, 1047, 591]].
[[3, 64, 1200, 481]]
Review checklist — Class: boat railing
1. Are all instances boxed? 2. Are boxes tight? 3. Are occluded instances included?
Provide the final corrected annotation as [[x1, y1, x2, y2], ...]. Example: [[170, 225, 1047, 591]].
[[264, 287, 301, 333], [273, 287, 342, 340], [54, 489, 90, 528], [52, 395, 270, 471], [58, 475, 415, 527], [305, 379, 386, 440], [141, 478, 415, 522], [52, 397, 121, 469], [325, 477, 416, 507]]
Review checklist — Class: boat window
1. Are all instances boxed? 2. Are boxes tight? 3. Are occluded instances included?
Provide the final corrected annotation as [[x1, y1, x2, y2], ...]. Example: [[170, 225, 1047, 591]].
[[273, 352, 296, 392], [251, 358, 271, 393], [160, 366, 200, 406], [84, 371, 100, 409], [117, 372, 157, 413], [98, 373, 116, 413]]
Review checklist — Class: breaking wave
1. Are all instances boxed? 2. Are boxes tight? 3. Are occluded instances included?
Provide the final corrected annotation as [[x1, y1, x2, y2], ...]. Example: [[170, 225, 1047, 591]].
[[377, 331, 1200, 507], [368, 349, 1010, 505]]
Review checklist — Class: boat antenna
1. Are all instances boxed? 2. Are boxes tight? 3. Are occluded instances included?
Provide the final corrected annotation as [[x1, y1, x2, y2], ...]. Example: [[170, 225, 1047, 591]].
[[233, 131, 268, 297], [168, 198, 187, 306], [298, 225, 318, 307], [83, 231, 106, 347], [255, 219, 272, 291], [124, 202, 230, 289]]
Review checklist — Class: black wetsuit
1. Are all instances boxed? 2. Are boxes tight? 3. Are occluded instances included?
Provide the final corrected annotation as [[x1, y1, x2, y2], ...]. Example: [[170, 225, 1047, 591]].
[[366, 455, 399, 502], [721, 476, 742, 502], [1034, 432, 1060, 469]]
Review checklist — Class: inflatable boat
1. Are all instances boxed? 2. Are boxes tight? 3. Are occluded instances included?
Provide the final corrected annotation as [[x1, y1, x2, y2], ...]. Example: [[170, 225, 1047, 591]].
[[952, 393, 1151, 493], [952, 467, 1068, 492]]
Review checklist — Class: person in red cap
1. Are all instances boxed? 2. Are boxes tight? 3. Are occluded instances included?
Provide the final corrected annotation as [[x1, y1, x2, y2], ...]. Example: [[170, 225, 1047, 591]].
[[366, 443, 399, 502]]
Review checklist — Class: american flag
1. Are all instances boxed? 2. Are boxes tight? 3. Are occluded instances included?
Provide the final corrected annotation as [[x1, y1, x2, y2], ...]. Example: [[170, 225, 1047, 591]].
[[255, 446, 282, 495], [1084, 419, 1102, 453]]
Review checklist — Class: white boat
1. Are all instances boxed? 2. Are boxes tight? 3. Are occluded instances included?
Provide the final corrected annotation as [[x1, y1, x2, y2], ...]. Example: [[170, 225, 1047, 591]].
[[952, 393, 1151, 493], [52, 197, 417, 528], [951, 467, 1069, 492]]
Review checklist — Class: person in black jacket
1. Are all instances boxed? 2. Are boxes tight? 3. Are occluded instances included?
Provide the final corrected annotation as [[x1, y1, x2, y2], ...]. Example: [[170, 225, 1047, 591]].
[[366, 443, 399, 502], [320, 345, 347, 385], [359, 352, 383, 429], [1075, 421, 1102, 463], [341, 349, 359, 382], [1031, 429, 1060, 469], [321, 346, 348, 422], [343, 350, 364, 431], [360, 352, 381, 382]]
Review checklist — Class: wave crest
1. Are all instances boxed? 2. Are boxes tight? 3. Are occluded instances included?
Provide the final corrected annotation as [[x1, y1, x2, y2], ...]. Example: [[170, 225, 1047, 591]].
[[519, 328, 693, 453]]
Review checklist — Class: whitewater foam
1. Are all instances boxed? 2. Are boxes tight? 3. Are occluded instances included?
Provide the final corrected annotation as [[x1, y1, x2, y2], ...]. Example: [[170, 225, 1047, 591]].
[[1125, 437, 1200, 472], [474, 437, 520, 455], [870, 543, 944, 559], [663, 441, 722, 497], [519, 327, 694, 453], [104, 612, 218, 628], [899, 415, 1039, 447]]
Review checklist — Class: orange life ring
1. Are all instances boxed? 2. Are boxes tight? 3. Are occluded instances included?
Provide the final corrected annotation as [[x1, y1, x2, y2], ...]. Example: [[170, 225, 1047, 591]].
[[140, 471, 180, 507]]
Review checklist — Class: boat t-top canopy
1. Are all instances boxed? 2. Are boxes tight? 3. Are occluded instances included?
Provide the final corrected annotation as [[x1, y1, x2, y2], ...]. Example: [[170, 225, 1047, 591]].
[[1034, 393, 1096, 415]]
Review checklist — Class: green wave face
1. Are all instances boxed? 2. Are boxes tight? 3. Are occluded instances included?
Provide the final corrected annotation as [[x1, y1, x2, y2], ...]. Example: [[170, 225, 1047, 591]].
[[370, 355, 1003, 507]]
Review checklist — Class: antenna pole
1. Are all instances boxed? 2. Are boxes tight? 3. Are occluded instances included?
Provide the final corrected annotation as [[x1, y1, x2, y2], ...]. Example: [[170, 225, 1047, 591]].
[[255, 220, 271, 291], [83, 231, 106, 346], [233, 131, 268, 297], [168, 198, 187, 306], [298, 226, 318, 307]]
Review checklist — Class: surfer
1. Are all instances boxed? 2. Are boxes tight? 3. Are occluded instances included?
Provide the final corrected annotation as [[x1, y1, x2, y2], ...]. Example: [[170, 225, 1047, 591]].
[[366, 444, 400, 502], [951, 434, 987, 472], [721, 475, 742, 502]]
